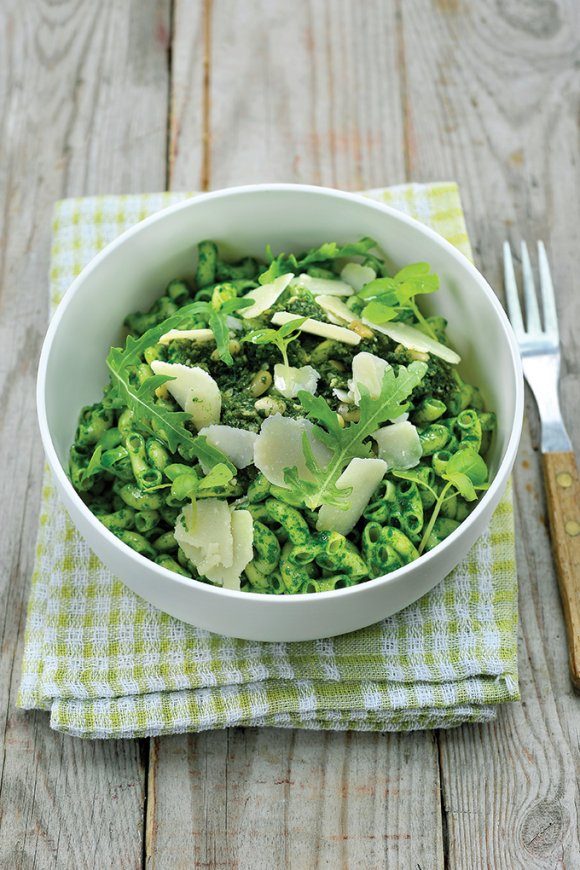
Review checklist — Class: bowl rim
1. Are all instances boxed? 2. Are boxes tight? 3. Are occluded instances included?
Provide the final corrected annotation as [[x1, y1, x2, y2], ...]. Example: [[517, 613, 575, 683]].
[[37, 182, 524, 605]]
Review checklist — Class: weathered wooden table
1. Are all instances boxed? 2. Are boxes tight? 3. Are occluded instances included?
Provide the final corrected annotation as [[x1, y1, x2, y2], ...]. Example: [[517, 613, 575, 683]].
[[1, 2, 578, 867]]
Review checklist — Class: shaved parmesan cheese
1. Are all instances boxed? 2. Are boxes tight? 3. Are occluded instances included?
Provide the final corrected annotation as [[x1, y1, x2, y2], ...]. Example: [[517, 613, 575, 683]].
[[240, 272, 294, 319], [372, 421, 422, 469], [271, 311, 361, 346], [174, 502, 253, 590], [348, 352, 391, 404], [226, 316, 243, 332], [150, 361, 221, 430], [322, 311, 343, 326], [340, 262, 377, 291], [175, 499, 233, 574], [198, 425, 258, 470], [333, 387, 353, 404], [159, 328, 214, 345], [316, 458, 387, 535], [362, 319, 461, 365], [290, 274, 353, 296], [314, 295, 356, 324], [254, 415, 332, 488], [273, 363, 320, 398], [204, 509, 254, 590]]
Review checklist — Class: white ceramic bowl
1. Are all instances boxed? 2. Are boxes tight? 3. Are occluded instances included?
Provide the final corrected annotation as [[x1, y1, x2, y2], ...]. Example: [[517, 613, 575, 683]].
[[37, 184, 523, 641]]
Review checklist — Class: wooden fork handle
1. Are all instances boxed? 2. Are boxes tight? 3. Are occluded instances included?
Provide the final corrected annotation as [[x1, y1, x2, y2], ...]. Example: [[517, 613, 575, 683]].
[[542, 451, 580, 689]]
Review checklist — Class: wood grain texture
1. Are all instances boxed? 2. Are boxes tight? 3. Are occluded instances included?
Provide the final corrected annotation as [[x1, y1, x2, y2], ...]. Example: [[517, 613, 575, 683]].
[[397, 0, 580, 866], [148, 729, 444, 870], [147, 2, 443, 868], [168, 0, 206, 190], [0, 1, 170, 866], [170, 0, 406, 191], [542, 452, 580, 689], [2, 0, 578, 867]]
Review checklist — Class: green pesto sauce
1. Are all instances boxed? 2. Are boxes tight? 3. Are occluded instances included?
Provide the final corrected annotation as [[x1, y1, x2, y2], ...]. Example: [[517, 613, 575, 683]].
[[159, 320, 456, 431], [69, 240, 496, 597], [270, 285, 331, 322], [278, 296, 328, 320]]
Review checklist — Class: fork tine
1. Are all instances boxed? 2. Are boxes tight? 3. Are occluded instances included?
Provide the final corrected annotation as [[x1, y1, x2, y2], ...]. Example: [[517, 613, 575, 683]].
[[521, 241, 542, 332], [503, 241, 524, 333], [537, 241, 559, 339]]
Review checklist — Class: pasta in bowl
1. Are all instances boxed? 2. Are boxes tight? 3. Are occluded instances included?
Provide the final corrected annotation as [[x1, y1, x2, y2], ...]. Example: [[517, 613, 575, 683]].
[[38, 184, 523, 640], [70, 239, 495, 595]]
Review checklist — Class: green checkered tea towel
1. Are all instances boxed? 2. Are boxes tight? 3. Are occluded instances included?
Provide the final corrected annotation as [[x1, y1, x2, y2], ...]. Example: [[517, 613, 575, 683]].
[[18, 183, 519, 738]]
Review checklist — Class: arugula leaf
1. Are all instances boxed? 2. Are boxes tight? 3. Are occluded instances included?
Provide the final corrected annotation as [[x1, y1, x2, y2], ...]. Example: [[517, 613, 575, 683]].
[[298, 242, 342, 265], [107, 363, 194, 453], [242, 317, 307, 367], [110, 299, 209, 366], [282, 433, 349, 509], [113, 294, 251, 372], [298, 237, 378, 267], [105, 368, 191, 452], [208, 308, 231, 362], [187, 435, 237, 474], [80, 442, 133, 485], [282, 362, 427, 509], [258, 238, 380, 285], [107, 294, 253, 452], [83, 444, 104, 480], [258, 253, 299, 285], [208, 296, 253, 364], [107, 303, 206, 429]]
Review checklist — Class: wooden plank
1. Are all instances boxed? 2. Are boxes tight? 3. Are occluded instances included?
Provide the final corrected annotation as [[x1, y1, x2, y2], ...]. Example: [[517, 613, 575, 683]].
[[148, 729, 443, 869], [0, 1, 171, 866], [169, 0, 407, 191], [397, 0, 580, 866], [168, 0, 206, 190], [147, 2, 444, 868]]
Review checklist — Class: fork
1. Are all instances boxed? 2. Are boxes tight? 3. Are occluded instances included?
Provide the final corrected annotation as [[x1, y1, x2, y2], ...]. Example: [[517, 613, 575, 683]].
[[503, 241, 580, 689]]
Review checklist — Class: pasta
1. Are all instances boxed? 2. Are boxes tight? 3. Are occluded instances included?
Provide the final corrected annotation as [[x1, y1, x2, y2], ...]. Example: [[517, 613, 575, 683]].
[[69, 238, 495, 593]]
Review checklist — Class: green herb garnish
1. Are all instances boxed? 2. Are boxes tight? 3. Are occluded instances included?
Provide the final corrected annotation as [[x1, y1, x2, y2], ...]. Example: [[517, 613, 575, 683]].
[[242, 317, 307, 367], [170, 462, 235, 502], [186, 435, 237, 475], [360, 263, 440, 338], [282, 362, 427, 509], [107, 296, 252, 452], [259, 237, 379, 285], [393, 447, 489, 553]]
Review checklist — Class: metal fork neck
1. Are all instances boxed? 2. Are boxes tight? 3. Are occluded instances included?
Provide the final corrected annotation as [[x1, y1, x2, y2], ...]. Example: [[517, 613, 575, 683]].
[[523, 354, 573, 453]]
